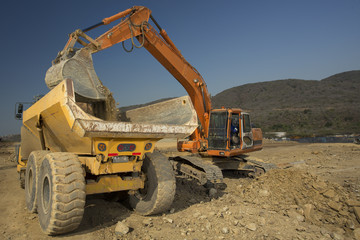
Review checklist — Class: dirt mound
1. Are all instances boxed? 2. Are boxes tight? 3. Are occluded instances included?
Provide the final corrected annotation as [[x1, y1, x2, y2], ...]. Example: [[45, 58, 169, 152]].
[[95, 169, 359, 240], [1, 142, 360, 239], [240, 169, 358, 230]]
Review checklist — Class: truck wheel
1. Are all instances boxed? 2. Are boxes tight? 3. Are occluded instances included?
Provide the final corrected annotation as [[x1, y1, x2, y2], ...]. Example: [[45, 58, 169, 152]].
[[25, 151, 49, 213], [37, 153, 85, 235], [129, 152, 176, 215]]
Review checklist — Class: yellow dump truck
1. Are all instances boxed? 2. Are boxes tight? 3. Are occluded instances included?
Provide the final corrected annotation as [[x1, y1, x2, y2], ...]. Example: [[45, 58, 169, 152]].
[[15, 77, 197, 235]]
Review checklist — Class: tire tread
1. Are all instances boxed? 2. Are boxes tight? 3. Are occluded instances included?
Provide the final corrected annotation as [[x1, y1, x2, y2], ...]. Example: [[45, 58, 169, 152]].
[[130, 152, 175, 215], [38, 152, 85, 235], [25, 150, 49, 213]]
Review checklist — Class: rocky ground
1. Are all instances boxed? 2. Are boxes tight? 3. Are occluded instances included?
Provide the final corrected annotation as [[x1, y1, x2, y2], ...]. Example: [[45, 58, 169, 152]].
[[0, 140, 360, 240]]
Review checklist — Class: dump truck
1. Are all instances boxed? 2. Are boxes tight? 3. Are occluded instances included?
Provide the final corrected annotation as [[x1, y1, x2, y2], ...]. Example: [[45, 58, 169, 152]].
[[15, 77, 198, 234], [15, 6, 268, 235]]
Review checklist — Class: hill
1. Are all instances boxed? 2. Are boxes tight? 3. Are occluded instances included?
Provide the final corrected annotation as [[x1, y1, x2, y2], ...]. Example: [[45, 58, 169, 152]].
[[212, 70, 360, 136]]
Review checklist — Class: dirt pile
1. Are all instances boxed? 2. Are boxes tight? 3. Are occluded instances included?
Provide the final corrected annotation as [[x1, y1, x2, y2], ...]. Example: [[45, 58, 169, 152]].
[[95, 169, 360, 240], [1, 142, 360, 239], [239, 169, 359, 238]]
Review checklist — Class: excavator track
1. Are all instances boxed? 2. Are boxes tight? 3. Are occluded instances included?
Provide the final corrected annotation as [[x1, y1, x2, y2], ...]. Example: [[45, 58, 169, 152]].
[[170, 155, 277, 188], [170, 156, 226, 189], [231, 155, 277, 171], [246, 159, 278, 172], [227, 156, 277, 177], [206, 155, 277, 178]]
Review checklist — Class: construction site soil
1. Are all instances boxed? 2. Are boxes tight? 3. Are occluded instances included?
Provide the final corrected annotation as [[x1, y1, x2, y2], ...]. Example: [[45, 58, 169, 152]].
[[1, 140, 360, 240]]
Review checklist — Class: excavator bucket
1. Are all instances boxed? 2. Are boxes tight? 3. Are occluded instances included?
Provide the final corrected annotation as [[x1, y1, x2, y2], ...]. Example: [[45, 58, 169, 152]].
[[45, 48, 108, 101], [120, 96, 198, 126]]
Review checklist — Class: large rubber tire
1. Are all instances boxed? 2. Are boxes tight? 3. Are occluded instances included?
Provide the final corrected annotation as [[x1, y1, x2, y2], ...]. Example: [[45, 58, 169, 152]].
[[37, 152, 85, 235], [25, 151, 49, 213], [129, 152, 176, 215]]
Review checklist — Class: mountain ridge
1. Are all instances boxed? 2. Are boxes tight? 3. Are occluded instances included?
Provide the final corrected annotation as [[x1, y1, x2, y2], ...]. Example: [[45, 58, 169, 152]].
[[212, 70, 360, 136]]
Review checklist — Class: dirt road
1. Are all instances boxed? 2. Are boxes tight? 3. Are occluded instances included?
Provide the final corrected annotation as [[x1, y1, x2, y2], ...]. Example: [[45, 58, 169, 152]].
[[1, 141, 359, 240]]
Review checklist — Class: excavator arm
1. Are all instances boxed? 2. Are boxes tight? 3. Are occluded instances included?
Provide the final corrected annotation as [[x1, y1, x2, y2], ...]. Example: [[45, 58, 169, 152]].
[[48, 6, 211, 139]]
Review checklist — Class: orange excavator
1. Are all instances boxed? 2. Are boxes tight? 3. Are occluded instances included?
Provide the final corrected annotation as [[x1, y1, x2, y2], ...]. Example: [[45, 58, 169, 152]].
[[48, 6, 268, 188]]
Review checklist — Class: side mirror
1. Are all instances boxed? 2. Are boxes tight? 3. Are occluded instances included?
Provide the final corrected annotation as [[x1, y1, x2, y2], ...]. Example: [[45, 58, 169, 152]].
[[15, 101, 37, 120], [15, 103, 24, 120]]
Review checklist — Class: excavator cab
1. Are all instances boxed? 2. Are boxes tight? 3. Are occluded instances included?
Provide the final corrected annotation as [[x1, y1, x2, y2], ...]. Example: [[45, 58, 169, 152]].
[[207, 110, 228, 150], [207, 109, 262, 157]]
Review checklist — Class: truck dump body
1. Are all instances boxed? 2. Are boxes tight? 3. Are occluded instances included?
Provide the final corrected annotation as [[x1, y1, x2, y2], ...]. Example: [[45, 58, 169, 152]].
[[122, 96, 198, 125], [21, 78, 198, 156]]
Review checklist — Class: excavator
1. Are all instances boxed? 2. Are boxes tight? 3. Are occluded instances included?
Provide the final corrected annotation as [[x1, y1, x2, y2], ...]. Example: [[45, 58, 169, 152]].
[[15, 6, 272, 235], [46, 6, 268, 187]]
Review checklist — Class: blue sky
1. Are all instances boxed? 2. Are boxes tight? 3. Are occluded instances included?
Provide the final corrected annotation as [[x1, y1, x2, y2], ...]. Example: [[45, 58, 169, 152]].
[[0, 0, 359, 135]]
